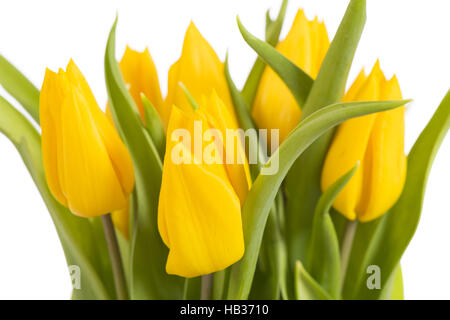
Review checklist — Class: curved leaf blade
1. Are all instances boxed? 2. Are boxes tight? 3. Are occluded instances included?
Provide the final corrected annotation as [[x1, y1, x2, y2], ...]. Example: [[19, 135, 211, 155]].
[[226, 57, 287, 299], [225, 56, 265, 178], [379, 264, 403, 300], [0, 55, 40, 123], [295, 261, 332, 300], [390, 266, 404, 300], [224, 56, 257, 133], [264, 0, 288, 46], [142, 95, 165, 160], [284, 0, 366, 282], [237, 17, 313, 108], [307, 165, 358, 298], [241, 0, 289, 106], [104, 18, 184, 299], [212, 269, 229, 300], [226, 99, 407, 299]]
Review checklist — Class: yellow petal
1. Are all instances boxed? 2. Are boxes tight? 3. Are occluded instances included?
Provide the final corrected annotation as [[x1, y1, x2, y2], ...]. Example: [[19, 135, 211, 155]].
[[166, 60, 183, 122], [105, 47, 164, 127], [308, 17, 330, 79], [357, 75, 407, 221], [158, 106, 244, 277], [252, 62, 301, 143], [321, 63, 384, 220], [198, 91, 252, 204], [119, 46, 164, 122], [343, 69, 367, 102], [165, 22, 235, 125], [314, 20, 330, 77], [58, 86, 127, 216], [65, 60, 135, 198], [40, 68, 68, 206], [252, 10, 330, 143], [95, 110, 135, 197], [277, 10, 316, 75], [65, 59, 99, 113]]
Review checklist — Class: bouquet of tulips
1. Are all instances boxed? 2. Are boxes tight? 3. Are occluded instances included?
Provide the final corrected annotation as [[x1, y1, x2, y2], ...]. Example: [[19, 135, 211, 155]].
[[0, 0, 448, 300]]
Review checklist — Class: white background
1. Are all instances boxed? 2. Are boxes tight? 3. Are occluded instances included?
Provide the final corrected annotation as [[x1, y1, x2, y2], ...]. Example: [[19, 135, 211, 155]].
[[0, 0, 448, 299]]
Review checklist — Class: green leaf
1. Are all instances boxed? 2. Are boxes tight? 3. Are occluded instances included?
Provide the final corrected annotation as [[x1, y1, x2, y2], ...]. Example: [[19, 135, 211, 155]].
[[307, 165, 358, 299], [226, 56, 287, 299], [264, 0, 288, 45], [330, 208, 349, 245], [225, 56, 265, 178], [0, 96, 114, 299], [265, 209, 289, 299], [249, 206, 287, 300], [343, 90, 450, 299], [0, 55, 40, 123], [212, 269, 229, 300], [183, 277, 202, 300], [284, 0, 366, 285], [295, 261, 332, 300], [390, 266, 404, 300], [379, 264, 403, 300], [241, 0, 288, 106], [226, 99, 406, 299], [225, 56, 257, 133], [141, 94, 166, 160], [104, 17, 184, 299], [237, 16, 313, 108]]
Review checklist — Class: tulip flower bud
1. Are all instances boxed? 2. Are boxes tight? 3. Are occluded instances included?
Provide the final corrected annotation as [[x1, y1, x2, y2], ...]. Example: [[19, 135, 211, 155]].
[[40, 60, 135, 218], [165, 22, 235, 125], [253, 10, 329, 142], [321, 61, 407, 222], [158, 101, 246, 277], [106, 46, 164, 125], [106, 46, 163, 238]]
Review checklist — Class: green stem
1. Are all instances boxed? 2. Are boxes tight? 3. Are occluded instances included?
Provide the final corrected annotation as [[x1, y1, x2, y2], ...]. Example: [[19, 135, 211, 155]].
[[102, 213, 129, 300], [201, 274, 213, 300], [340, 220, 357, 286]]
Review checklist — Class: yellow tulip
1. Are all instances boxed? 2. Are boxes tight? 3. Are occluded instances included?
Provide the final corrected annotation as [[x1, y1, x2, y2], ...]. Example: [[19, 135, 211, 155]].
[[107, 46, 163, 238], [40, 60, 135, 218], [158, 96, 246, 277], [321, 61, 407, 222], [106, 46, 164, 124], [165, 22, 235, 126], [252, 10, 329, 143]]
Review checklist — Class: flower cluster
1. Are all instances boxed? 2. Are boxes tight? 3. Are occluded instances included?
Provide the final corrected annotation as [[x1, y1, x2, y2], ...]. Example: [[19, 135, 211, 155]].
[[0, 0, 448, 300]]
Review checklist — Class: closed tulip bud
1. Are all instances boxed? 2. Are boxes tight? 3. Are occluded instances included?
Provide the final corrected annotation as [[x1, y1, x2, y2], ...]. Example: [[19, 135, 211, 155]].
[[253, 10, 329, 143], [158, 99, 246, 277], [40, 60, 135, 218], [165, 22, 235, 125], [106, 46, 163, 238], [321, 61, 407, 222], [106, 46, 164, 124]]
